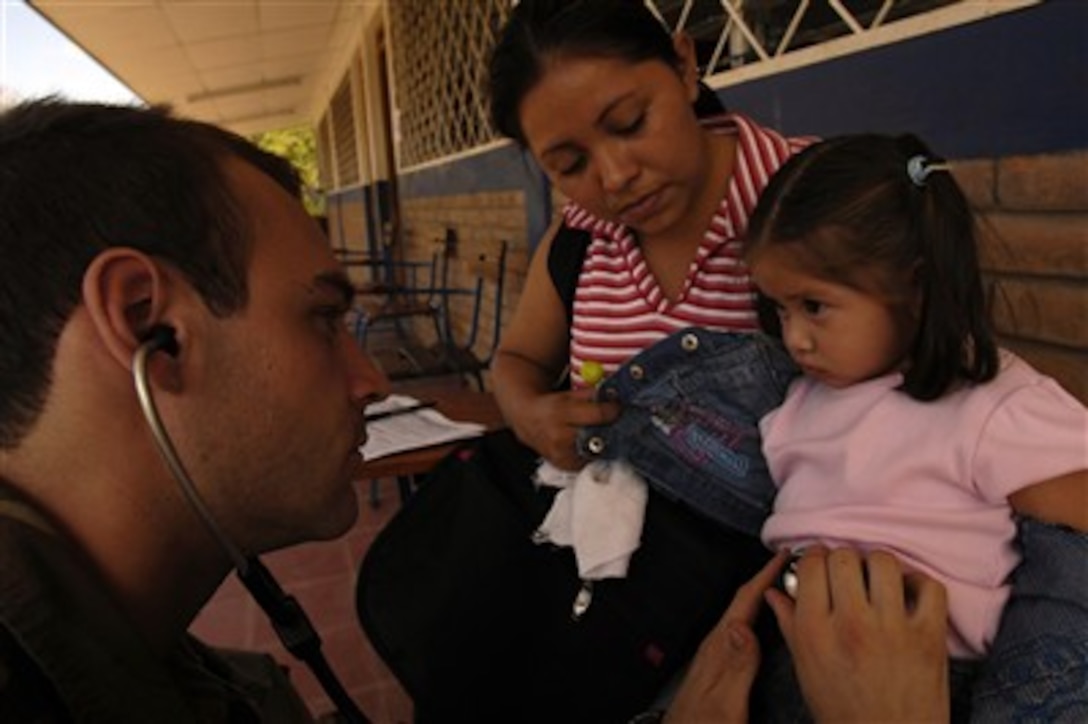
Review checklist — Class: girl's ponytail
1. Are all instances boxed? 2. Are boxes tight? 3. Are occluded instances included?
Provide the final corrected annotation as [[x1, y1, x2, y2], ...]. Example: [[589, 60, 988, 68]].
[[898, 135, 998, 399]]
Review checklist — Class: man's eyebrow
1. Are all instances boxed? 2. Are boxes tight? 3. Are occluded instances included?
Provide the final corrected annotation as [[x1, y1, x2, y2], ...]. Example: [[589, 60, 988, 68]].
[[311, 270, 355, 307]]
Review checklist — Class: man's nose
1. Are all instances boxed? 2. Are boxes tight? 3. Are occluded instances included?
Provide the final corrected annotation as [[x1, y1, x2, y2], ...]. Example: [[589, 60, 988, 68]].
[[346, 338, 391, 406]]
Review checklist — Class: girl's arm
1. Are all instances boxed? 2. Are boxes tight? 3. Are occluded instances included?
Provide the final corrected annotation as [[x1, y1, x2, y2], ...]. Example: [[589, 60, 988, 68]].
[[1008, 469, 1088, 532]]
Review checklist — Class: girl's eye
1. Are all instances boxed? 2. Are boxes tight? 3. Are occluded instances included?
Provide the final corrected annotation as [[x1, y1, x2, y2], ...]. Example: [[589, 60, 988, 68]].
[[801, 299, 825, 316]]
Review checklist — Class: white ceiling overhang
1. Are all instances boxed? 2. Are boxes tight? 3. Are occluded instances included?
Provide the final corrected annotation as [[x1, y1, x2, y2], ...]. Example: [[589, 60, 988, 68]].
[[28, 1, 381, 135]]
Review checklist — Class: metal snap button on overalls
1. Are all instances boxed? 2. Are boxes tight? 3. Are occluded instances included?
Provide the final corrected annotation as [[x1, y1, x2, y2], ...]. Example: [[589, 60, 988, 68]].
[[681, 332, 700, 351], [628, 364, 645, 380], [586, 435, 606, 455]]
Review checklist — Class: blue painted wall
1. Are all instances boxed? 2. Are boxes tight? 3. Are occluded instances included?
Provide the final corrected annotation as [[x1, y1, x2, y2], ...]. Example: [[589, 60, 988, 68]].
[[723, 0, 1087, 159], [399, 143, 552, 244], [399, 1, 1086, 247]]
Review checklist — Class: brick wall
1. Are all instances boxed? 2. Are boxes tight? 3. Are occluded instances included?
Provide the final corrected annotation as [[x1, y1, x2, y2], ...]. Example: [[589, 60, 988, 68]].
[[391, 191, 532, 385], [956, 149, 1088, 403]]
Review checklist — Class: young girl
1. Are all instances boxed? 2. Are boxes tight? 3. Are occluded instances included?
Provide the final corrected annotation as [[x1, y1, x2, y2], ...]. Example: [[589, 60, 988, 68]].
[[744, 133, 1088, 662]]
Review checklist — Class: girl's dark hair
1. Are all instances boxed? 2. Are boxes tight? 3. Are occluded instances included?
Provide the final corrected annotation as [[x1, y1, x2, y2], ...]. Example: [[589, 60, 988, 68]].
[[0, 98, 300, 448], [744, 133, 998, 401], [489, 0, 721, 145]]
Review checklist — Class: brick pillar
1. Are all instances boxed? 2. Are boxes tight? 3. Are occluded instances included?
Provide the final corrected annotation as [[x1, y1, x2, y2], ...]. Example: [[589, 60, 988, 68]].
[[956, 150, 1088, 403]]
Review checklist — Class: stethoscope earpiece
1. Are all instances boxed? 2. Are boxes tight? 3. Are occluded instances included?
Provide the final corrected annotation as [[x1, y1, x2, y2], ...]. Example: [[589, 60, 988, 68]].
[[140, 324, 179, 357]]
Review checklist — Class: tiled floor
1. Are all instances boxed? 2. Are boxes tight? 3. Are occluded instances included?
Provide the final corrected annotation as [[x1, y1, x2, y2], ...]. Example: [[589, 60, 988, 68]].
[[189, 477, 413, 722]]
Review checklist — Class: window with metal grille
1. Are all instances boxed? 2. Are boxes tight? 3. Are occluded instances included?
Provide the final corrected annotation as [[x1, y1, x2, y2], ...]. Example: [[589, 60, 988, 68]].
[[316, 112, 334, 190], [654, 0, 963, 73], [387, 0, 1033, 171], [331, 75, 360, 186], [388, 0, 513, 170]]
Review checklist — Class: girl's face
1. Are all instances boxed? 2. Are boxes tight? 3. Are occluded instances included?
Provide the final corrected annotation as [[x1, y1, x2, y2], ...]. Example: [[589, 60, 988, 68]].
[[750, 248, 917, 388], [518, 41, 713, 240]]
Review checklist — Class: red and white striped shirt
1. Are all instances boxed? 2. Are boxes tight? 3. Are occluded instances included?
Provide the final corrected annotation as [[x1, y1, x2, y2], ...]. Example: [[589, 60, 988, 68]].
[[564, 113, 813, 387]]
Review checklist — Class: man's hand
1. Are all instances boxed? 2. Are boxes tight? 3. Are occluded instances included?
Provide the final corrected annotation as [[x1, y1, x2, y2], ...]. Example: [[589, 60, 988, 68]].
[[665, 552, 789, 723], [766, 547, 951, 723]]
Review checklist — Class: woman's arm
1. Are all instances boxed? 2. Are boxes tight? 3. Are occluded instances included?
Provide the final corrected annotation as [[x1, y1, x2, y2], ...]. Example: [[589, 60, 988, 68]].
[[1008, 469, 1088, 532], [490, 219, 618, 469]]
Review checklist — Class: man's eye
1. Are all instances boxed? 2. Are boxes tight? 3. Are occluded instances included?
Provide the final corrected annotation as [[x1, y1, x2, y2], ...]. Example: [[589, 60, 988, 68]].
[[317, 306, 349, 335]]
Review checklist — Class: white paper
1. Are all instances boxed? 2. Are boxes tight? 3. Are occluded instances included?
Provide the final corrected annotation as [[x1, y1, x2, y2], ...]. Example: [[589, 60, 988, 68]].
[[360, 394, 485, 461]]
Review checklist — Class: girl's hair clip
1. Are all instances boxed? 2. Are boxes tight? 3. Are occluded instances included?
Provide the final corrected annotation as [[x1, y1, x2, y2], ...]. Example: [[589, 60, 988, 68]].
[[907, 155, 950, 187]]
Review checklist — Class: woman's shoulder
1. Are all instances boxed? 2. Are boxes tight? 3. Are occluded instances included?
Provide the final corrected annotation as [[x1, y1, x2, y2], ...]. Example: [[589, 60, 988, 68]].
[[708, 112, 817, 208], [719, 112, 818, 156], [546, 218, 592, 277]]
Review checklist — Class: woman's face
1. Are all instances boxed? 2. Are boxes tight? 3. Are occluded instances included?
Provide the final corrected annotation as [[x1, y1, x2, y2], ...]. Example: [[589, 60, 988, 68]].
[[518, 43, 713, 239]]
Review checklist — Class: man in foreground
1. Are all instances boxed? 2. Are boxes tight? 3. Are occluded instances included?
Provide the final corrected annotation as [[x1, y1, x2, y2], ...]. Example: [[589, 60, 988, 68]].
[[0, 99, 388, 721]]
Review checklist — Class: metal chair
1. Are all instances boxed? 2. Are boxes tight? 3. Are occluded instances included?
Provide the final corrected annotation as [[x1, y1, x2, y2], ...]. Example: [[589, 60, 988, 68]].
[[370, 238, 508, 391]]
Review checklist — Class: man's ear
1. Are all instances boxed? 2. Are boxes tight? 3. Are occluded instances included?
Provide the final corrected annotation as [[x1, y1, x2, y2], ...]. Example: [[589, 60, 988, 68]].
[[671, 32, 700, 103], [81, 248, 173, 371]]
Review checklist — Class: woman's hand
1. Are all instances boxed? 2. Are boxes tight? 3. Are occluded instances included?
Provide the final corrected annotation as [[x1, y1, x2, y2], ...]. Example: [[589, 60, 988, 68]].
[[765, 547, 951, 723], [490, 221, 622, 471], [514, 387, 620, 470]]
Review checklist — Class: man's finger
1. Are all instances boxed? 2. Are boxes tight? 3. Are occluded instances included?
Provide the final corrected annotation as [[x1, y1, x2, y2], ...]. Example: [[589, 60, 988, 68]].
[[666, 622, 761, 723], [866, 549, 906, 615], [792, 546, 831, 618], [723, 551, 789, 626], [904, 570, 948, 622], [826, 547, 869, 613]]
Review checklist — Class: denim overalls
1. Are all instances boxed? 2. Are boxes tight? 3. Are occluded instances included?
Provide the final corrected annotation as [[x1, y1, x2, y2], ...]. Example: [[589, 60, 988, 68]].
[[576, 327, 798, 537]]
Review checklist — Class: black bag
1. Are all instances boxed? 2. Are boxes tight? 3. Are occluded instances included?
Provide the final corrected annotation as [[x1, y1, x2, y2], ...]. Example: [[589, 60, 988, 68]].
[[356, 429, 770, 723]]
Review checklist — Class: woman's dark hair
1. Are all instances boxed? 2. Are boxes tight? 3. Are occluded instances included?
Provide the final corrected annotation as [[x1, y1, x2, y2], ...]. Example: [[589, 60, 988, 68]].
[[0, 98, 300, 448], [488, 0, 721, 145], [744, 133, 998, 401]]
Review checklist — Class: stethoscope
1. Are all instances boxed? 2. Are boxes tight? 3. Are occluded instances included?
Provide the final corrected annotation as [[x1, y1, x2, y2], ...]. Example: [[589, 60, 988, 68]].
[[133, 325, 370, 723]]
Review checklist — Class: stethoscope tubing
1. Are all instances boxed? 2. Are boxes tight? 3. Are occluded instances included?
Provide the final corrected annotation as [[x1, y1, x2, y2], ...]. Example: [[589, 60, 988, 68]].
[[133, 339, 250, 573]]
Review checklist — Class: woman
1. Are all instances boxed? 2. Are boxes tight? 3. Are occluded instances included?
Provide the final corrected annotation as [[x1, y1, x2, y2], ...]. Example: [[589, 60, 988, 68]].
[[489, 0, 812, 471], [485, 2, 814, 721]]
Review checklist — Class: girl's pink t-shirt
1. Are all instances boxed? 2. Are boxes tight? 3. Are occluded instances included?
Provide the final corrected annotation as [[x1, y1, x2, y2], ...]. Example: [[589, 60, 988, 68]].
[[761, 351, 1088, 657]]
